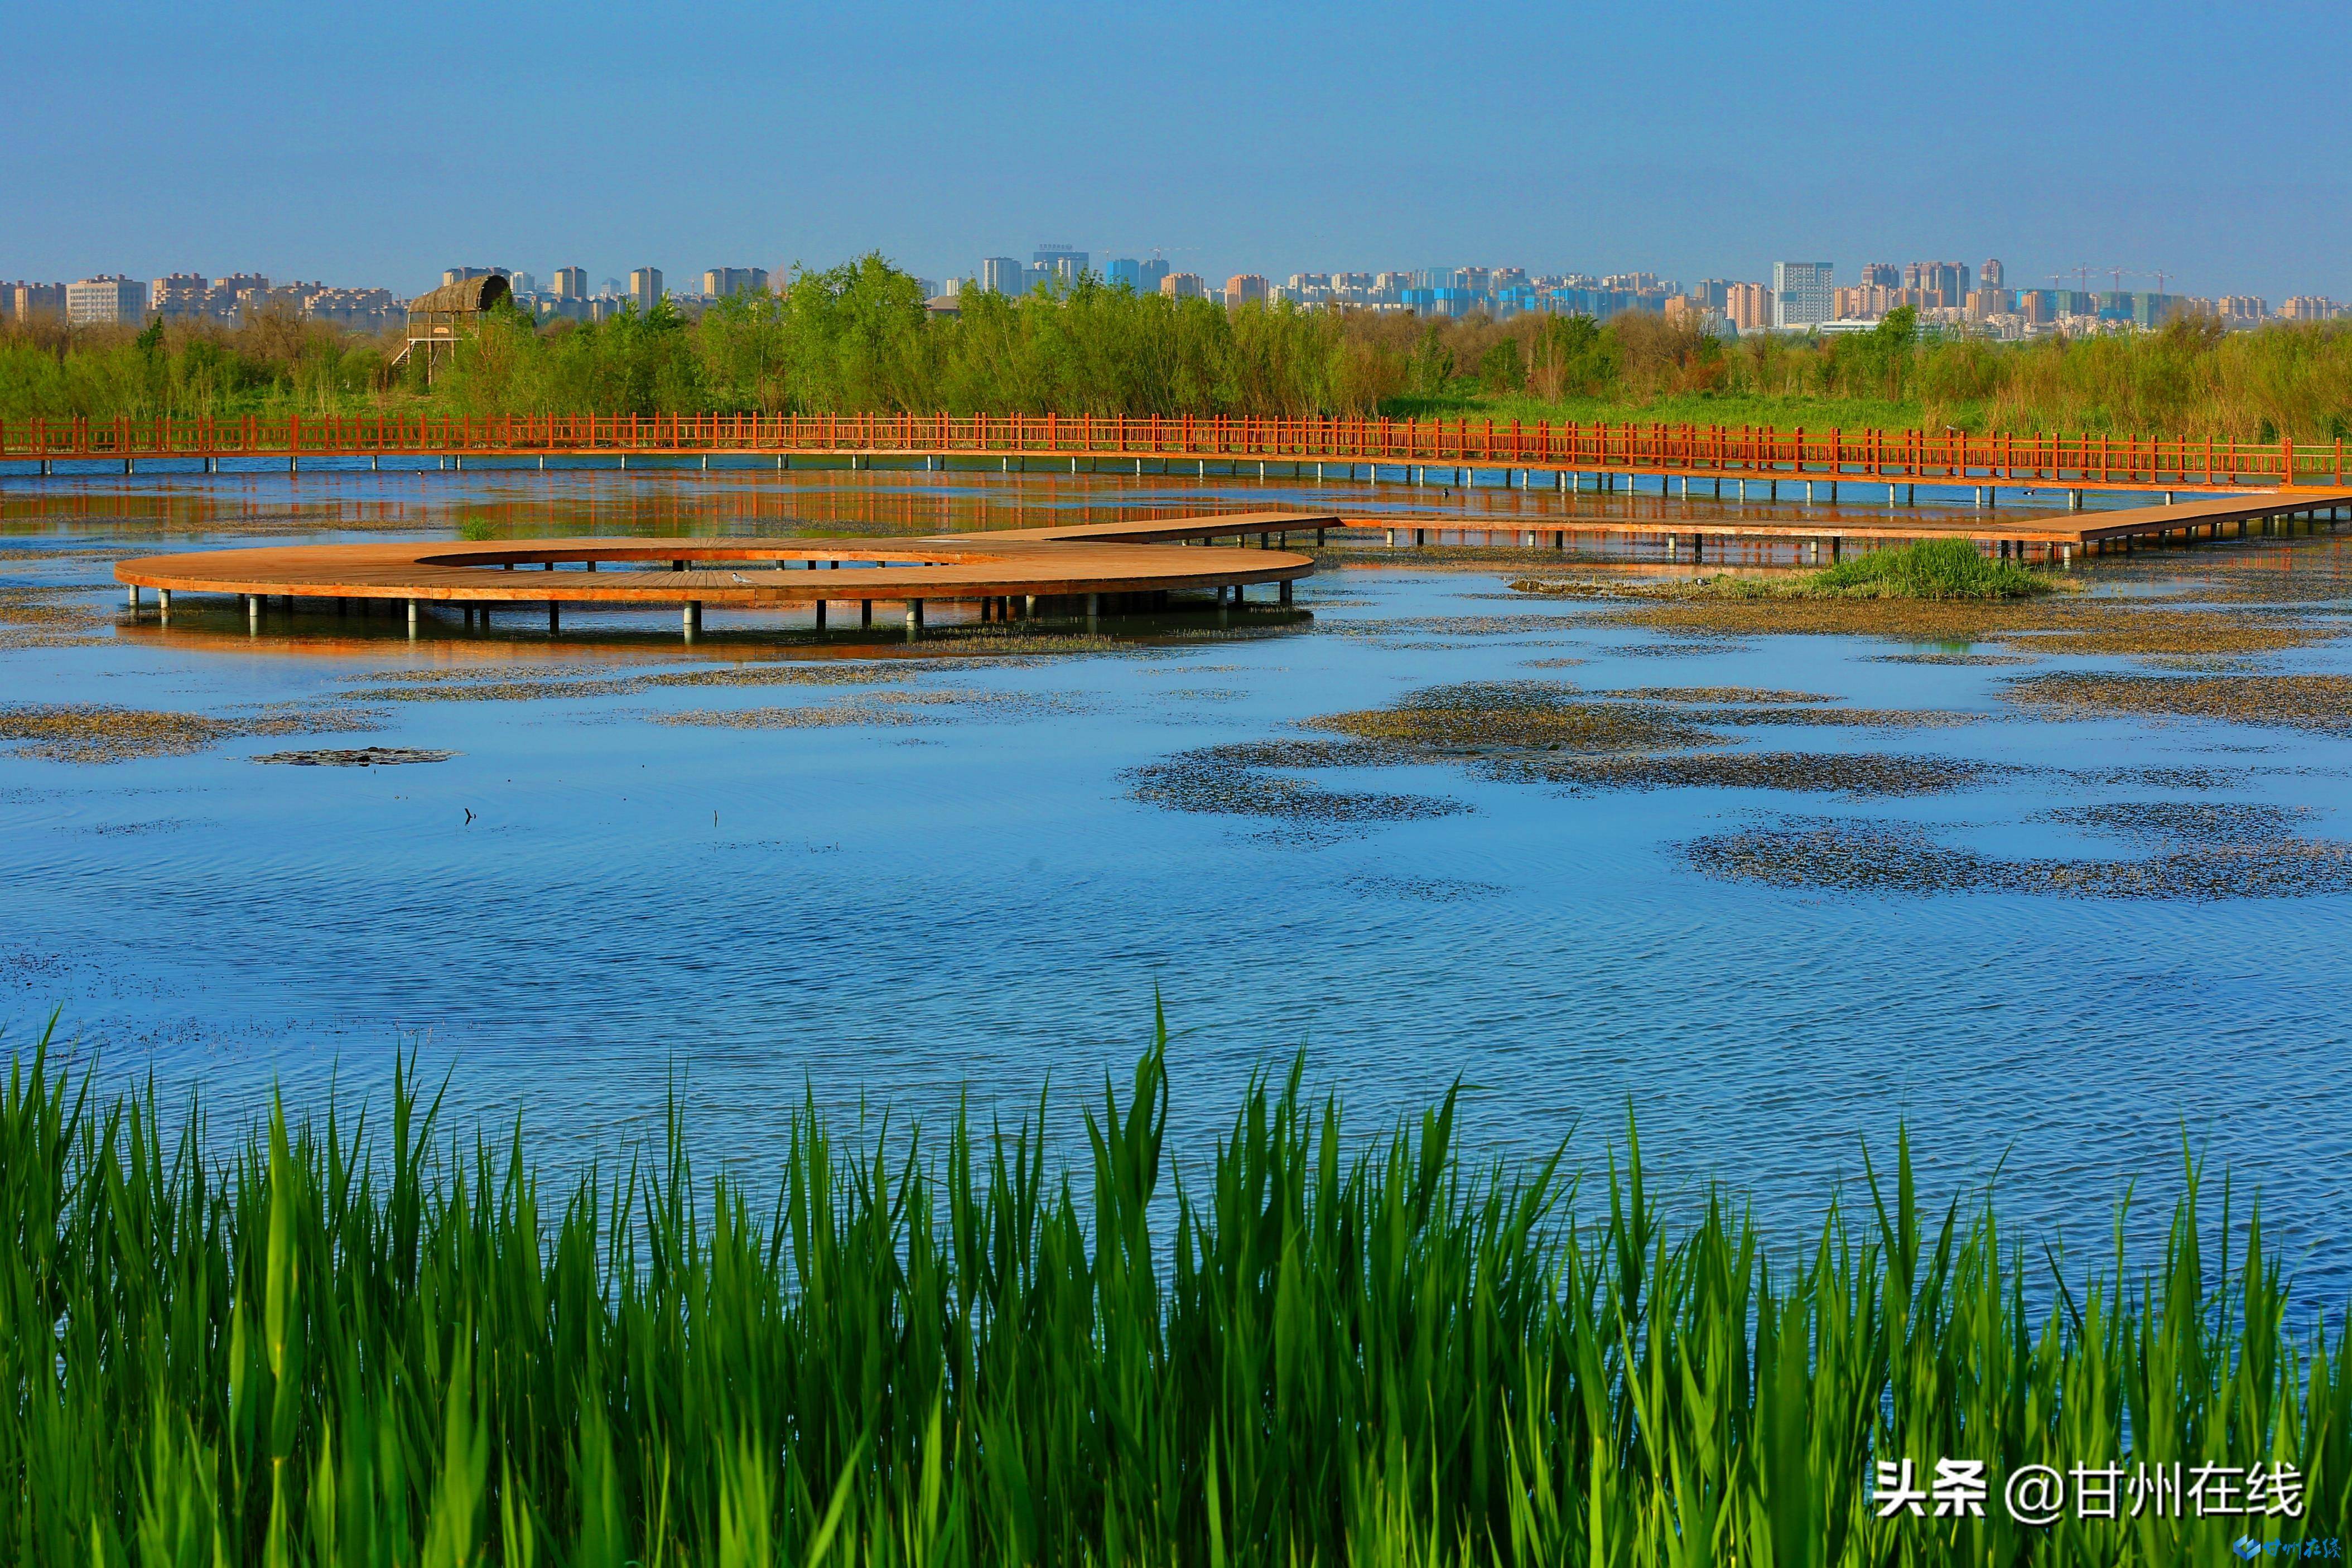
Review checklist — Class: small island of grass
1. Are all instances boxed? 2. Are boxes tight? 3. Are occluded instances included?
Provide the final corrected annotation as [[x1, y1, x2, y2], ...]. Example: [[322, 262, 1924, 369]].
[[1514, 537, 2062, 604]]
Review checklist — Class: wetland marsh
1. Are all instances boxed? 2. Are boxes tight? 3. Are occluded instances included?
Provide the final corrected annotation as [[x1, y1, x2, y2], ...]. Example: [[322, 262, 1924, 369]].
[[3, 466, 2349, 1287]]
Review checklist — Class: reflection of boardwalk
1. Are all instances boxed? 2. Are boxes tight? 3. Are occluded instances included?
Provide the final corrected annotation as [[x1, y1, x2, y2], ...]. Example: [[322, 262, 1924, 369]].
[[114, 511, 1337, 638], [14, 411, 2352, 499], [1356, 489, 2352, 564]]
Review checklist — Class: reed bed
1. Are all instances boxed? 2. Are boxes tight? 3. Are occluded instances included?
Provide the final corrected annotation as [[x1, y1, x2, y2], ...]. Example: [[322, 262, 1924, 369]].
[[4, 1011, 2344, 1566]]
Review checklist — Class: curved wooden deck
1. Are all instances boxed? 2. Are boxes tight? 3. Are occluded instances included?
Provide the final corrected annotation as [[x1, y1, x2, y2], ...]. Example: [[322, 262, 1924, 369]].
[[114, 511, 1337, 631]]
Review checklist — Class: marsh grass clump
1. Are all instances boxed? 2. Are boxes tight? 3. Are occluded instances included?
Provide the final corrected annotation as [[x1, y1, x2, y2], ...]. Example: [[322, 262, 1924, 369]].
[[1689, 816, 2352, 899], [1512, 539, 2059, 606], [2002, 672, 2352, 732], [1804, 538, 2056, 599], [0, 703, 373, 763], [5, 1015, 2350, 1566]]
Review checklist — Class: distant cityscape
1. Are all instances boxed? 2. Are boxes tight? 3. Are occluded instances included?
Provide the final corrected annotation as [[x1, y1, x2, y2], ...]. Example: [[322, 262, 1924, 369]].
[[4, 245, 2345, 339]]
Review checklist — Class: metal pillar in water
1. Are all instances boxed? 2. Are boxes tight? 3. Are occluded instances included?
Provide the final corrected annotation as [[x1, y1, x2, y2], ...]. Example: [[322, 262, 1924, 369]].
[[407, 599, 420, 639]]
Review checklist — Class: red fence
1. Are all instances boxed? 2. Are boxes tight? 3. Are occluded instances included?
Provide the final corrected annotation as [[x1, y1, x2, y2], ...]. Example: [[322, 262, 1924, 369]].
[[4, 412, 2346, 490]]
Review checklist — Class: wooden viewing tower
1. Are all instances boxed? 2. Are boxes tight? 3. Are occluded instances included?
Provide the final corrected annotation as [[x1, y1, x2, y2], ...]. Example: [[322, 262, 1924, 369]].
[[390, 274, 511, 381]]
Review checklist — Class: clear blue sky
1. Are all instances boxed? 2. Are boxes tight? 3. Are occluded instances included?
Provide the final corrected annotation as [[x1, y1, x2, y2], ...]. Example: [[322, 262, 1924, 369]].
[[12, 0, 2350, 302]]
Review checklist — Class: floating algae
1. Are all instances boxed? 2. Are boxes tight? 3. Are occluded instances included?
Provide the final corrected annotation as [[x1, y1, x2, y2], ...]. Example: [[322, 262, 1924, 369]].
[[0, 703, 375, 764], [2001, 673, 2352, 734], [1686, 816, 2352, 900], [1495, 751, 2005, 799]]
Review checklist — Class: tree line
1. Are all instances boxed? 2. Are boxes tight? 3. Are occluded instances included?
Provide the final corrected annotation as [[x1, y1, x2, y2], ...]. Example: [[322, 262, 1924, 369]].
[[4, 257, 2348, 441]]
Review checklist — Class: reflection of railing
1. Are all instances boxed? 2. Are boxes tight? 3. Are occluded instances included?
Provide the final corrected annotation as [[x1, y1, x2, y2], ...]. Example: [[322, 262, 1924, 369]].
[[5, 413, 2348, 491]]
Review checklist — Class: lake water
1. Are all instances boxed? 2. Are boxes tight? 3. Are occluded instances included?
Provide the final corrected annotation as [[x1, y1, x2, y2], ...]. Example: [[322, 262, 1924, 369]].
[[4, 467, 2349, 1292]]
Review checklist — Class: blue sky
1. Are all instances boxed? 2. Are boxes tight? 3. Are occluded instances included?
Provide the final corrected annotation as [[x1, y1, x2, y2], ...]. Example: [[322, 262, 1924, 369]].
[[12, 0, 2350, 301]]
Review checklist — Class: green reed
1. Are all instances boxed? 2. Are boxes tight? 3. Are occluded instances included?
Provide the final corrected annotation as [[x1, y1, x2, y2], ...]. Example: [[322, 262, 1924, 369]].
[[1804, 538, 2055, 599], [3, 1007, 2341, 1565]]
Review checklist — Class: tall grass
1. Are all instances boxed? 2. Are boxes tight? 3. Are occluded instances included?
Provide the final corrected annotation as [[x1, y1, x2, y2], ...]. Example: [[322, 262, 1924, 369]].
[[7, 263, 2351, 440], [3, 1009, 2343, 1564], [1804, 538, 2056, 599]]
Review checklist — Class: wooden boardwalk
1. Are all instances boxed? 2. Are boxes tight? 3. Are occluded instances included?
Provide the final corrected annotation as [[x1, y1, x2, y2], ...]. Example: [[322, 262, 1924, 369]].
[[114, 511, 1339, 636], [17, 411, 2352, 498], [1349, 489, 2352, 562]]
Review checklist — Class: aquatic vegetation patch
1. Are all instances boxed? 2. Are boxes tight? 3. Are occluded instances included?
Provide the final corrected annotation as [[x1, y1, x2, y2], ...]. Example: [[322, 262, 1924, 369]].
[[1323, 613, 1591, 639], [1513, 539, 2058, 604], [251, 747, 460, 766], [1519, 587, 2336, 657], [654, 689, 1083, 731], [2001, 672, 2352, 733], [1499, 750, 2005, 798], [343, 677, 639, 703], [1125, 742, 1467, 823], [1864, 650, 2038, 665], [1310, 681, 1720, 754], [1688, 816, 2352, 899], [1593, 686, 1841, 703], [2036, 799, 2320, 846], [1681, 704, 1977, 730], [0, 703, 374, 764], [654, 701, 929, 731], [1341, 872, 1508, 901]]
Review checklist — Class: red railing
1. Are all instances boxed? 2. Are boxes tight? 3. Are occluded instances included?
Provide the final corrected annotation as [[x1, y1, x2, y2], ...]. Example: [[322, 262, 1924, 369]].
[[2, 413, 2345, 490]]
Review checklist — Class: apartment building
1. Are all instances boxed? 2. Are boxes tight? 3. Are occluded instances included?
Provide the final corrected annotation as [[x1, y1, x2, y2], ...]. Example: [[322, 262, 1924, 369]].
[[67, 276, 146, 326]]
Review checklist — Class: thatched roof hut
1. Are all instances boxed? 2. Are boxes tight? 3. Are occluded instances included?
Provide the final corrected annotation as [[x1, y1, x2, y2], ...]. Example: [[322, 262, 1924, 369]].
[[405, 274, 512, 341]]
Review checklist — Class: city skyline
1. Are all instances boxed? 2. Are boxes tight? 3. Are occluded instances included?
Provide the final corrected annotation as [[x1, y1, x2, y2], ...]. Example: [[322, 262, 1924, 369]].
[[6, 0, 2351, 303]]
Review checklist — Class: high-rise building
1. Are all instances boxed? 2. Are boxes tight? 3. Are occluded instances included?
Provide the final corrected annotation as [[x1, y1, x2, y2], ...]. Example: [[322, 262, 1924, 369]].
[[1032, 244, 1087, 288], [1688, 279, 1733, 310], [1980, 258, 2005, 289], [509, 272, 538, 296], [1771, 262, 1833, 330], [67, 276, 146, 326], [1861, 262, 1900, 290], [1105, 258, 1142, 291], [1139, 258, 1170, 295], [213, 273, 269, 307], [149, 274, 211, 318], [702, 267, 769, 297], [3, 282, 67, 324], [979, 257, 1025, 295], [1901, 261, 1970, 307], [1161, 272, 1206, 301], [1224, 274, 1270, 306], [628, 268, 663, 312], [1726, 282, 1773, 333], [553, 267, 587, 299], [442, 266, 504, 288]]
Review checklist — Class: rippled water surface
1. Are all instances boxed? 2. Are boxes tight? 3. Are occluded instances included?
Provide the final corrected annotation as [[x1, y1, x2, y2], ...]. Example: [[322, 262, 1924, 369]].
[[4, 468, 2350, 1287]]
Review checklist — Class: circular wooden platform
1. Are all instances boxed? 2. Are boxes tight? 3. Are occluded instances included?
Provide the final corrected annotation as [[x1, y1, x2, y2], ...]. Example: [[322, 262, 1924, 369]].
[[114, 512, 1336, 622]]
